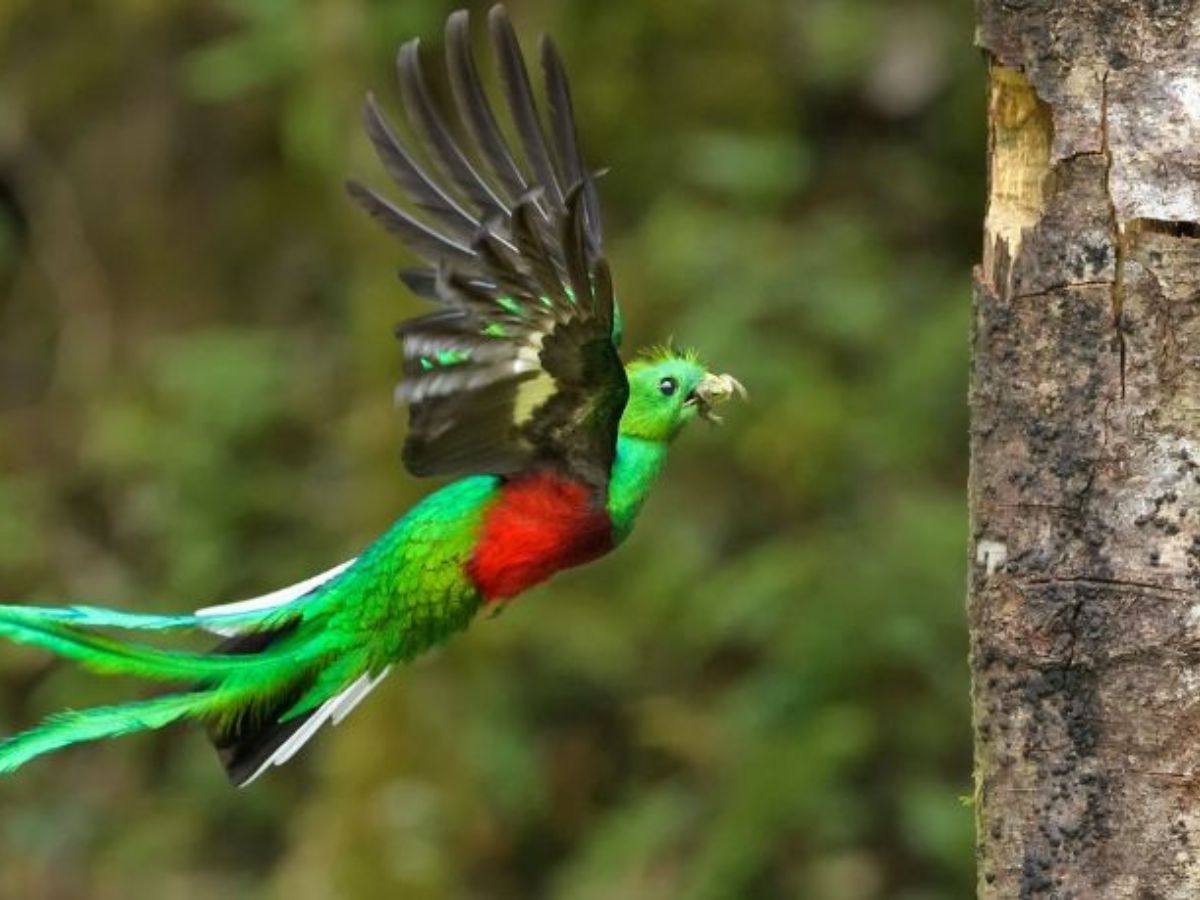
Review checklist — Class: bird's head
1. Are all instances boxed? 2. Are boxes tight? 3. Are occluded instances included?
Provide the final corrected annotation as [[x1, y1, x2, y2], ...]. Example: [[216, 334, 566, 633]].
[[618, 346, 746, 443]]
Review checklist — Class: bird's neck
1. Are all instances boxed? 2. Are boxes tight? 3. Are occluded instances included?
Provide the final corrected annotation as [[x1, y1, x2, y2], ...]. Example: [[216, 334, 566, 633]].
[[607, 435, 670, 544]]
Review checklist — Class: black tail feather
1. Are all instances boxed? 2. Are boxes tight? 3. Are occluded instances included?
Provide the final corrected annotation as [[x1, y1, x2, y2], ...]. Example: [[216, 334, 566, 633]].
[[205, 623, 317, 788]]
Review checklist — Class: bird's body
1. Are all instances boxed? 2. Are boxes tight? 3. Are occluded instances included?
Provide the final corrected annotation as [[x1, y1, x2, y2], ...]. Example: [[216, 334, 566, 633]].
[[0, 5, 741, 786], [279, 432, 663, 655]]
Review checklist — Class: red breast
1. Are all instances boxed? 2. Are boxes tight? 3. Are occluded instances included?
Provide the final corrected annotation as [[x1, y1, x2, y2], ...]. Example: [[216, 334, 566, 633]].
[[467, 471, 614, 602]]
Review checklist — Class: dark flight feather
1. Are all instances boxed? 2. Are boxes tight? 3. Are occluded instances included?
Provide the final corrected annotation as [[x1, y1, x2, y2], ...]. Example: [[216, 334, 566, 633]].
[[590, 258, 615, 323], [471, 226, 538, 301], [399, 267, 497, 301], [540, 37, 602, 249], [488, 6, 564, 211], [395, 39, 509, 218], [361, 94, 478, 238], [344, 180, 474, 266], [511, 196, 568, 305], [561, 185, 594, 312], [445, 10, 529, 203]]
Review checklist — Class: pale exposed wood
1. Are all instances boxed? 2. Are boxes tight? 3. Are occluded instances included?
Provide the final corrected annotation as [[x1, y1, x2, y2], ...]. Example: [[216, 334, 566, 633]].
[[982, 67, 1051, 291]]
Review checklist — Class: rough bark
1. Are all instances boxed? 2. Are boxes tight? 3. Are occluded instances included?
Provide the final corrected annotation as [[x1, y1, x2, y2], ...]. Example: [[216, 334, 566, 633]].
[[971, 2, 1200, 898]]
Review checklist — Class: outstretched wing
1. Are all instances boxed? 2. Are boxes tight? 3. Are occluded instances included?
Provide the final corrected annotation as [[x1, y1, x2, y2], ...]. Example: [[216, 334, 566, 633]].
[[347, 5, 627, 489]]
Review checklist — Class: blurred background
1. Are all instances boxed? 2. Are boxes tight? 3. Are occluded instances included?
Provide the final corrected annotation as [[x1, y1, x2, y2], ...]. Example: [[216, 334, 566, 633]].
[[0, 1, 980, 897]]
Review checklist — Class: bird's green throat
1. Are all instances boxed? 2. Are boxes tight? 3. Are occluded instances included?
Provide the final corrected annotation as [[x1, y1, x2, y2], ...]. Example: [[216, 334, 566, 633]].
[[607, 435, 670, 544]]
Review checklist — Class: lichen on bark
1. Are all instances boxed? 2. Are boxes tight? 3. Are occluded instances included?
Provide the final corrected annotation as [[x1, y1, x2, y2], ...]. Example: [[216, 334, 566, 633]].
[[972, 2, 1200, 897]]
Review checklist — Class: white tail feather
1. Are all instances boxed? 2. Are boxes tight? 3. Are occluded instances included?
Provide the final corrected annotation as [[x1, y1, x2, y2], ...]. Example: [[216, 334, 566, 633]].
[[330, 667, 392, 726], [237, 667, 393, 788], [195, 560, 356, 635]]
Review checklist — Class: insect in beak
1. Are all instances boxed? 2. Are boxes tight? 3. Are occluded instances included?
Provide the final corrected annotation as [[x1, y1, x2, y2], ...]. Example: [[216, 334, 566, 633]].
[[684, 373, 748, 424]]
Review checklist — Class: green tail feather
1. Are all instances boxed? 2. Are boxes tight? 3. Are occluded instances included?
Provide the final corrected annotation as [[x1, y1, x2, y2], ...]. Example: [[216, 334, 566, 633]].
[[0, 602, 272, 632], [0, 566, 374, 778], [0, 693, 206, 774], [0, 615, 341, 776], [0, 612, 291, 682]]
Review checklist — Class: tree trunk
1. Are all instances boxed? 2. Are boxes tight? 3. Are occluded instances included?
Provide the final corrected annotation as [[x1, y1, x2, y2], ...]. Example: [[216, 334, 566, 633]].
[[971, 2, 1200, 897]]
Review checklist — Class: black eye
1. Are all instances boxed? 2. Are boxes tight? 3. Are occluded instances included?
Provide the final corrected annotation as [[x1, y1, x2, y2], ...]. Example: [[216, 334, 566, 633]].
[[658, 377, 678, 397]]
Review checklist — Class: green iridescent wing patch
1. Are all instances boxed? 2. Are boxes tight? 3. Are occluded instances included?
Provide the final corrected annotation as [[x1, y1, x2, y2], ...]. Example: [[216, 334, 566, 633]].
[[348, 5, 627, 488]]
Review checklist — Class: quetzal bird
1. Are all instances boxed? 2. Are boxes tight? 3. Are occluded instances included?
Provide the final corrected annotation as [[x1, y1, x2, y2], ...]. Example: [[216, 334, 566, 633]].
[[0, 5, 743, 787]]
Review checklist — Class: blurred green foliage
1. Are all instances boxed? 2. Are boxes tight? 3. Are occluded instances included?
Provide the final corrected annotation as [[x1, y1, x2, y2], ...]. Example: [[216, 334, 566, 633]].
[[0, 0, 981, 897]]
